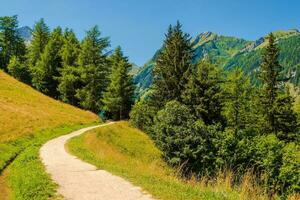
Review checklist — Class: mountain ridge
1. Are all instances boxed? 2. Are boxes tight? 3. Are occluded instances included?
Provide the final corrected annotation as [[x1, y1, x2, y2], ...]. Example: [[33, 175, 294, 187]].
[[134, 29, 300, 96]]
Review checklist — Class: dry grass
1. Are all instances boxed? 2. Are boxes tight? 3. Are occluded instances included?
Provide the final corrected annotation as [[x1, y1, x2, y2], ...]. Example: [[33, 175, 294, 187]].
[[0, 70, 99, 143], [0, 71, 99, 199], [68, 121, 290, 200]]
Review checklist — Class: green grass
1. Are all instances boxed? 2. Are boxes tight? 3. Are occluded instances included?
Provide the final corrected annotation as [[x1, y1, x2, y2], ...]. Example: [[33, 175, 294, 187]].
[[7, 124, 97, 200], [0, 71, 100, 199], [67, 121, 271, 200]]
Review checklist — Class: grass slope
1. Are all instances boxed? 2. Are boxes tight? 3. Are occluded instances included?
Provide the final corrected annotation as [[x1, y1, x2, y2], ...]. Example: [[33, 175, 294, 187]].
[[0, 71, 99, 199], [67, 121, 273, 200]]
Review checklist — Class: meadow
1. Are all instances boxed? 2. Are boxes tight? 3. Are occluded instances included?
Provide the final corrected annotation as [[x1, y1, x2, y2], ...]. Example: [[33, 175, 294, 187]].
[[0, 71, 99, 199]]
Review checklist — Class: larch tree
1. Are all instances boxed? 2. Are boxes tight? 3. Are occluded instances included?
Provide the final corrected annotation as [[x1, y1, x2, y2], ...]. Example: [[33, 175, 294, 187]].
[[57, 29, 81, 105], [0, 15, 26, 71], [75, 26, 110, 113], [27, 18, 50, 72], [103, 47, 135, 120], [31, 27, 64, 98]]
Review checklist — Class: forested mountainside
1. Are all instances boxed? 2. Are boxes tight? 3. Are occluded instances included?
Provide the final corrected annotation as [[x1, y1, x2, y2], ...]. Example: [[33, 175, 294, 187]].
[[134, 29, 300, 95]]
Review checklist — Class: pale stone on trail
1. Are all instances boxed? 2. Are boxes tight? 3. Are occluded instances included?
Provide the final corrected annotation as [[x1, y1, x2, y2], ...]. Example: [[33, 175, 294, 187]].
[[40, 123, 154, 200]]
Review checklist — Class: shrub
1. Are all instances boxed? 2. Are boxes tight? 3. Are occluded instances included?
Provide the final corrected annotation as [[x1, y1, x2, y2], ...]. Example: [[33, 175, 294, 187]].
[[129, 98, 157, 136]]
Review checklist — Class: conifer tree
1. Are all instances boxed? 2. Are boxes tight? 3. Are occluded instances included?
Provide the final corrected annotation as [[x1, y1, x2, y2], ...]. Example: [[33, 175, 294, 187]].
[[182, 60, 224, 125], [76, 26, 110, 113], [57, 29, 81, 105], [259, 33, 283, 134], [153, 21, 193, 105], [7, 55, 31, 84], [274, 87, 298, 142], [103, 47, 135, 120], [31, 27, 64, 97], [27, 18, 50, 70], [0, 15, 26, 70], [223, 68, 252, 133]]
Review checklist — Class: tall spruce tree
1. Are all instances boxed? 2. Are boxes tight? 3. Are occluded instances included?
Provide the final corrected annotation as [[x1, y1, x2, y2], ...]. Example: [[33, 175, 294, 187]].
[[153, 21, 193, 106], [76, 26, 110, 113], [27, 18, 50, 71], [0, 15, 26, 71], [103, 47, 135, 120], [57, 29, 81, 105], [259, 33, 283, 134], [182, 60, 224, 125], [31, 27, 64, 98]]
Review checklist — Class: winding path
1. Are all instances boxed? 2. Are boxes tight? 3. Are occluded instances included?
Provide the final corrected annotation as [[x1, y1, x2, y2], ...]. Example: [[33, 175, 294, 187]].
[[40, 123, 154, 200]]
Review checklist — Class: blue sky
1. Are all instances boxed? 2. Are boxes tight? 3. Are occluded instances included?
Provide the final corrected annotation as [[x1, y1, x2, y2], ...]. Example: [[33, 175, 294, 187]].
[[1, 0, 300, 65]]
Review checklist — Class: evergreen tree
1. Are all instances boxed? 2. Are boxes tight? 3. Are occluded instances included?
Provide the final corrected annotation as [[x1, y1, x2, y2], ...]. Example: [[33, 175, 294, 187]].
[[274, 87, 298, 142], [258, 33, 283, 134], [7, 55, 31, 84], [182, 60, 224, 125], [0, 15, 26, 70], [223, 68, 253, 133], [57, 29, 81, 105], [76, 26, 110, 113], [27, 18, 50, 71], [103, 47, 135, 120], [153, 21, 193, 106], [31, 27, 64, 97]]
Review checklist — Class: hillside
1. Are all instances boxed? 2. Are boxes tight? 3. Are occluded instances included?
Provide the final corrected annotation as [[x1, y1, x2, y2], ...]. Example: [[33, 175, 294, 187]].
[[0, 70, 99, 199], [134, 29, 300, 95], [0, 70, 98, 143]]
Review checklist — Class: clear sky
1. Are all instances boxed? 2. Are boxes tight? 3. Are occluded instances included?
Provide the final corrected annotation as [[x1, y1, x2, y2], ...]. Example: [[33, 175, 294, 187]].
[[1, 0, 300, 65]]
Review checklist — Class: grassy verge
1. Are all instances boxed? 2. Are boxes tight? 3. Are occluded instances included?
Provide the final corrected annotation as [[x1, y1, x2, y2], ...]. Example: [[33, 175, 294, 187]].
[[2, 123, 98, 200], [67, 121, 272, 200], [0, 71, 100, 199]]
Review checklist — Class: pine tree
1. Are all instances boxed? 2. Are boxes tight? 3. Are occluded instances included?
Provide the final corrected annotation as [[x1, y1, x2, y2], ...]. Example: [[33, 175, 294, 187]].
[[103, 47, 135, 120], [57, 29, 81, 105], [153, 21, 193, 106], [223, 68, 252, 133], [27, 18, 50, 71], [7, 55, 31, 84], [76, 26, 110, 113], [31, 27, 64, 98], [182, 60, 224, 125], [0, 15, 26, 70]]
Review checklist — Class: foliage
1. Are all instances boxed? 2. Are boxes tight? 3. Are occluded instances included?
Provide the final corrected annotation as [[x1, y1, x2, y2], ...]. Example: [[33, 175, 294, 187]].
[[67, 121, 273, 200], [182, 60, 224, 125], [7, 55, 31, 84], [57, 29, 81, 105], [31, 27, 64, 98], [75, 26, 110, 113], [0, 15, 26, 71], [27, 18, 50, 71], [153, 21, 194, 105], [103, 47, 135, 120]]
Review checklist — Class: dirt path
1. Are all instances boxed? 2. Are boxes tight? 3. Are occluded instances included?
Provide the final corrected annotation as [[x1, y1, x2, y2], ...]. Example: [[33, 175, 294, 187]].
[[40, 123, 154, 200]]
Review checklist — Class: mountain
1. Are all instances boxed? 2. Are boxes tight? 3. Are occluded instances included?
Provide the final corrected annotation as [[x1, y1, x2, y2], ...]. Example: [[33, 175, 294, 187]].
[[134, 29, 300, 95], [17, 26, 32, 42]]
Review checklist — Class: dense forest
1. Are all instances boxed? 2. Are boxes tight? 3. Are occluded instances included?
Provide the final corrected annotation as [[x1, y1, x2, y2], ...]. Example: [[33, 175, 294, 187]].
[[0, 15, 135, 120], [0, 16, 299, 198]]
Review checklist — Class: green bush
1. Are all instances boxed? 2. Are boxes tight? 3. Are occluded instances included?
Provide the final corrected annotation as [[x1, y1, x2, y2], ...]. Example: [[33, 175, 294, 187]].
[[279, 142, 300, 195], [129, 98, 157, 135]]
